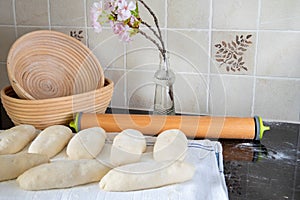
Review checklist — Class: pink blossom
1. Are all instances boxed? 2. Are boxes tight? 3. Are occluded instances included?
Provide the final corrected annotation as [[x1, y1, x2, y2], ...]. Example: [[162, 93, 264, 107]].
[[130, 15, 139, 26], [90, 1, 103, 32], [119, 25, 131, 42], [104, 0, 118, 11], [111, 22, 132, 42], [92, 20, 102, 33], [91, 1, 103, 16], [116, 0, 136, 21]]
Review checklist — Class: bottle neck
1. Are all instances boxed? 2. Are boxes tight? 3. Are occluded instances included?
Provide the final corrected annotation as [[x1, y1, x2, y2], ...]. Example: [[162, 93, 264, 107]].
[[159, 53, 170, 72]]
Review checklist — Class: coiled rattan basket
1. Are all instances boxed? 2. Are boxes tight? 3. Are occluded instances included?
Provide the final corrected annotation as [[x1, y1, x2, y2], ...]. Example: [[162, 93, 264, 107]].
[[1, 78, 113, 130], [7, 30, 105, 100]]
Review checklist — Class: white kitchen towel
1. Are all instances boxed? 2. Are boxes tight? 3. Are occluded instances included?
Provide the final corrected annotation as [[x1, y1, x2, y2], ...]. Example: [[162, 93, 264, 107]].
[[0, 139, 228, 200]]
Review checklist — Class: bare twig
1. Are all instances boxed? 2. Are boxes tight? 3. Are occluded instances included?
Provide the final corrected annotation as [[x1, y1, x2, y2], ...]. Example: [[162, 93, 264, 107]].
[[140, 21, 161, 43], [137, 29, 164, 57], [137, 0, 166, 60]]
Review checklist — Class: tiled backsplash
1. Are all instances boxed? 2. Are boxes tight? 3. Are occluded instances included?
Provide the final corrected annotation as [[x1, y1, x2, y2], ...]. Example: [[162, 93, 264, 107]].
[[0, 0, 299, 122]]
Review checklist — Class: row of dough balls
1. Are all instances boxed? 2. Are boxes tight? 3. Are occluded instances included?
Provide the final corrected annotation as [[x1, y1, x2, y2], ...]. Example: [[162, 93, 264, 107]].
[[0, 124, 105, 159], [0, 124, 189, 165], [0, 124, 195, 191]]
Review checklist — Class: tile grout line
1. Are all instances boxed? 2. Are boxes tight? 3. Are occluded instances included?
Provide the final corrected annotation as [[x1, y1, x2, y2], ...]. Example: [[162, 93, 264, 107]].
[[206, 0, 213, 114], [211, 28, 300, 33], [12, 0, 18, 37], [251, 0, 262, 117], [47, 0, 51, 30], [161, 27, 300, 33], [10, 25, 300, 34], [83, 0, 88, 46], [124, 43, 127, 108], [119, 68, 300, 81]]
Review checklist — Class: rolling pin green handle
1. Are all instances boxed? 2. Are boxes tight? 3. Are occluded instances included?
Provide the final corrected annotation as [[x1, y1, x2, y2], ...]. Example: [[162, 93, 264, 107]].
[[254, 116, 270, 141], [69, 112, 82, 133]]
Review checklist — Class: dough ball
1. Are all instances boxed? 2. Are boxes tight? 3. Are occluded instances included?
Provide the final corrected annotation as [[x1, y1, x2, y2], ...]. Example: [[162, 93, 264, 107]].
[[0, 125, 37, 155], [28, 125, 73, 158], [110, 129, 146, 166], [17, 159, 110, 190], [153, 129, 188, 162], [0, 152, 49, 181], [99, 160, 195, 191], [67, 127, 106, 160]]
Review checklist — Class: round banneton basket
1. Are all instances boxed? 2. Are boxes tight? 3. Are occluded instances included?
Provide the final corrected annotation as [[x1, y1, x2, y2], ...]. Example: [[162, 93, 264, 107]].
[[6, 30, 105, 100], [0, 78, 113, 130]]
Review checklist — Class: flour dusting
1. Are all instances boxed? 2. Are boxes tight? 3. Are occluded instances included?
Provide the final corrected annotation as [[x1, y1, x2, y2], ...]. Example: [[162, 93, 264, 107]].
[[267, 151, 292, 160]]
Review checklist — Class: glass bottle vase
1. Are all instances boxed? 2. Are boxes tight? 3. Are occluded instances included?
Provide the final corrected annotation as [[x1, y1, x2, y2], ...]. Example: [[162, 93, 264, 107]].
[[153, 55, 175, 115]]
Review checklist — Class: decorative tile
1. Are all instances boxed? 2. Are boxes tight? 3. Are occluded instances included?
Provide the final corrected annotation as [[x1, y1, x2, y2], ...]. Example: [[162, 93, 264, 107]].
[[50, 0, 85, 27], [88, 28, 125, 70], [211, 31, 256, 75], [0, 0, 14, 25], [0, 27, 16, 62], [209, 75, 254, 117], [52, 27, 87, 45], [167, 30, 209, 73], [167, 0, 210, 29], [126, 70, 156, 110], [174, 73, 208, 115], [126, 29, 164, 71], [0, 63, 10, 90], [254, 78, 300, 122], [256, 32, 300, 78], [104, 69, 126, 108], [15, 0, 49, 26], [212, 0, 259, 29], [260, 0, 300, 30]]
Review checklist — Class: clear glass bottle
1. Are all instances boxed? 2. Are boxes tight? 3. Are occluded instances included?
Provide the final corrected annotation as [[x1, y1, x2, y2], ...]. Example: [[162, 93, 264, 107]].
[[153, 54, 175, 115]]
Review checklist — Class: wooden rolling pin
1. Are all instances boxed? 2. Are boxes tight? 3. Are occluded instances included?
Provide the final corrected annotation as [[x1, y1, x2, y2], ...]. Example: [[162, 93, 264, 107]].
[[70, 113, 270, 141]]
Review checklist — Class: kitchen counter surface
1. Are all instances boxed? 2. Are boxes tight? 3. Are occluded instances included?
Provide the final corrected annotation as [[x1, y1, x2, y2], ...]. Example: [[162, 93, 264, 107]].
[[1, 106, 299, 199], [222, 122, 299, 200]]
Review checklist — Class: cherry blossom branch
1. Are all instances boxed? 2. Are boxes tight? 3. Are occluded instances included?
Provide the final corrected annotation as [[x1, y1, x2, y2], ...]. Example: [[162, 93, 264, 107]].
[[137, 0, 166, 60], [137, 29, 165, 57], [140, 21, 161, 44]]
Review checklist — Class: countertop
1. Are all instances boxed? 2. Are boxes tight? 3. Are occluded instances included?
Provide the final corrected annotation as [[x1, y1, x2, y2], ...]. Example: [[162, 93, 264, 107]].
[[221, 122, 299, 200], [1, 106, 299, 200]]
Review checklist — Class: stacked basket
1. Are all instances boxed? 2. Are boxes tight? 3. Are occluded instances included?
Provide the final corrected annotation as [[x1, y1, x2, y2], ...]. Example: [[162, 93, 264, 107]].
[[1, 30, 113, 130]]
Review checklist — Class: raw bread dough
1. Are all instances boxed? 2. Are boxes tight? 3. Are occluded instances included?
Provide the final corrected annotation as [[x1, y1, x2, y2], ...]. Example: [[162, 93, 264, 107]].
[[0, 125, 37, 155], [28, 125, 73, 158], [17, 159, 111, 190], [110, 129, 146, 166], [66, 127, 106, 159], [99, 160, 195, 191], [0, 152, 49, 181], [153, 129, 188, 162]]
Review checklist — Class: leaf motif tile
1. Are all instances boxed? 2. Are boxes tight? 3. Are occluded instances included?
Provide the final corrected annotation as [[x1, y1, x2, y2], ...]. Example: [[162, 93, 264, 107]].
[[211, 31, 256, 75]]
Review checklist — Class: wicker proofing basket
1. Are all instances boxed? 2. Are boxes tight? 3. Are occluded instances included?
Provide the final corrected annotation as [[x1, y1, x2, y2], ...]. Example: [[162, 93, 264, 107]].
[[0, 78, 113, 130], [6, 30, 105, 100]]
